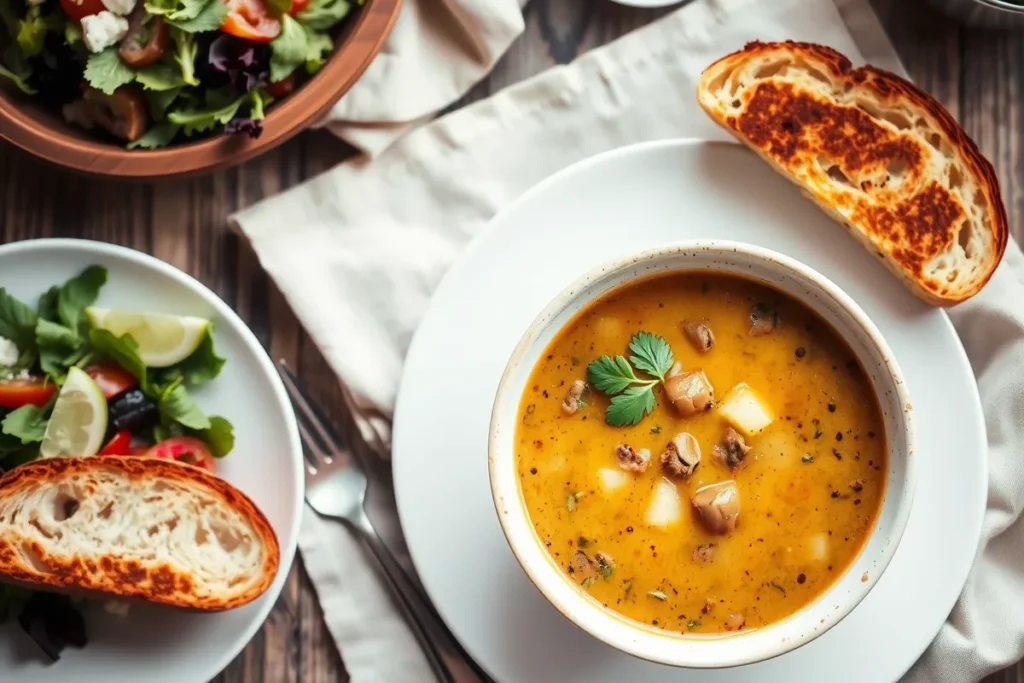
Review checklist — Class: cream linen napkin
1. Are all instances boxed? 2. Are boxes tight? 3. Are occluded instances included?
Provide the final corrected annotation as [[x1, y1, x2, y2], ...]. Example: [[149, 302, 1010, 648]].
[[234, 0, 1024, 681], [320, 0, 527, 155]]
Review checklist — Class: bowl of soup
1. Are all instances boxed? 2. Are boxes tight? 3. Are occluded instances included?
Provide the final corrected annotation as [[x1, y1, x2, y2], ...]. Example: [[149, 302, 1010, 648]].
[[488, 240, 915, 668]]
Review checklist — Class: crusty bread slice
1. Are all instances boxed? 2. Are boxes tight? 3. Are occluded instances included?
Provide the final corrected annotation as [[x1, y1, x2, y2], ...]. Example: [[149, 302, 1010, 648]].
[[697, 41, 1008, 305], [0, 457, 280, 611]]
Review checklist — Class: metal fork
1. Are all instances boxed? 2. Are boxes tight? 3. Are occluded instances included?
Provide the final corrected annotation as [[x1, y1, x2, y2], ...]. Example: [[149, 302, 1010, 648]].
[[277, 362, 492, 683]]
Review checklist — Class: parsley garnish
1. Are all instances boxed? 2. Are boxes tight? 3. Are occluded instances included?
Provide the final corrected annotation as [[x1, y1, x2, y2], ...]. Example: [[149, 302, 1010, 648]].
[[587, 332, 675, 426], [687, 619, 701, 630]]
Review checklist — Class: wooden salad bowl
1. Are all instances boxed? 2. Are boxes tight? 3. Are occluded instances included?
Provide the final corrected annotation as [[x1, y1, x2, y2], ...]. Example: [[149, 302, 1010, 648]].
[[0, 0, 401, 179]]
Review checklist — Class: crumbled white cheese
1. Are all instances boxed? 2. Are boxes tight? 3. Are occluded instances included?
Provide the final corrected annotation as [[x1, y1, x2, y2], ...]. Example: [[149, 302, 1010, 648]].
[[0, 336, 18, 367], [82, 11, 129, 53], [100, 0, 136, 16]]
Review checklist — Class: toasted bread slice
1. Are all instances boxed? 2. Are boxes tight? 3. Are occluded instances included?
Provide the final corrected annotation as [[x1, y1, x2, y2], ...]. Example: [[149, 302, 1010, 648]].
[[697, 41, 1007, 305], [0, 457, 279, 611]]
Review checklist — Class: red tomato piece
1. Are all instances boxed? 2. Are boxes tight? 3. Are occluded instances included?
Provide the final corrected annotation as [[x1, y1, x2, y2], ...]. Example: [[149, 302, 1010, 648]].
[[222, 0, 281, 42], [99, 430, 133, 456], [146, 437, 215, 471], [0, 377, 56, 409], [266, 74, 296, 98], [85, 363, 137, 399], [288, 0, 309, 14], [59, 0, 106, 22]]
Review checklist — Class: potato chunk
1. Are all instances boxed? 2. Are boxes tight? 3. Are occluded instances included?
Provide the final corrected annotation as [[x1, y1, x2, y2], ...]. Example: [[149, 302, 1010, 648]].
[[718, 383, 774, 435]]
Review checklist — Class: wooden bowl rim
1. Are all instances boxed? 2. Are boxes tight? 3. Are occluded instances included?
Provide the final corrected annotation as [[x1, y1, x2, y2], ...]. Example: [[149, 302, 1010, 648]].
[[0, 0, 402, 179]]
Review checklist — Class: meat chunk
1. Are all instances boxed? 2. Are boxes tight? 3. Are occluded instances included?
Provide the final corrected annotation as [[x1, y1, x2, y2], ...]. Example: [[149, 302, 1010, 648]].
[[691, 480, 740, 534], [725, 613, 746, 631], [661, 432, 701, 478], [713, 428, 752, 470], [664, 369, 714, 417], [616, 444, 651, 473], [749, 302, 779, 336], [692, 544, 716, 563], [683, 320, 715, 353], [570, 550, 597, 577], [561, 379, 586, 415]]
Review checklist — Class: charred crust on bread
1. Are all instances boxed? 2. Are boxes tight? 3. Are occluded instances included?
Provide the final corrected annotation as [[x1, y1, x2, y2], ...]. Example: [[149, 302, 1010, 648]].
[[698, 40, 1008, 305], [0, 457, 280, 611]]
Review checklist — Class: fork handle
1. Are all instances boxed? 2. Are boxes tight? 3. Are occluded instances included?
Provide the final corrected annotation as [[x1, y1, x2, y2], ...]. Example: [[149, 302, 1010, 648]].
[[349, 508, 493, 683]]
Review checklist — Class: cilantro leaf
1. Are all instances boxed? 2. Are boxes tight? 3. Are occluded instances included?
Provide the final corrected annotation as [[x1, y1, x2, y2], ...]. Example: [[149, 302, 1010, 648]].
[[0, 288, 38, 351], [605, 385, 656, 427], [166, 0, 228, 32], [587, 355, 642, 395], [85, 48, 136, 95], [168, 92, 245, 135], [1, 405, 47, 444], [88, 328, 147, 388], [192, 415, 234, 457], [127, 122, 181, 149], [628, 331, 673, 382], [58, 265, 106, 334], [159, 383, 210, 430], [296, 0, 351, 30]]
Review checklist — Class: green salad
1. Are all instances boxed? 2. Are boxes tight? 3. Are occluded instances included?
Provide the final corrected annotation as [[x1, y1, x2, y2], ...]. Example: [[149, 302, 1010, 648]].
[[0, 0, 358, 147], [0, 264, 234, 469]]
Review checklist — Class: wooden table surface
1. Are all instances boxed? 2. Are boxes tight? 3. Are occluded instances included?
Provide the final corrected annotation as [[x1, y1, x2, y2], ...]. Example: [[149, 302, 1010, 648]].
[[1, 0, 1021, 681]]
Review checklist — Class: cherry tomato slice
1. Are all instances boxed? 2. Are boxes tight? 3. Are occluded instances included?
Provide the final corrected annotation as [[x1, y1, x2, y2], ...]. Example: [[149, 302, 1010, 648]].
[[265, 74, 296, 98], [59, 0, 107, 22], [288, 0, 309, 14], [146, 437, 215, 471], [85, 363, 137, 400], [222, 0, 281, 42], [0, 377, 56, 409], [99, 430, 133, 456]]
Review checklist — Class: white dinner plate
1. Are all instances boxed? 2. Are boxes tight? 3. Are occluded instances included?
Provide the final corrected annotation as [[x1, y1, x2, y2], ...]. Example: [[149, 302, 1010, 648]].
[[393, 140, 986, 682], [0, 239, 303, 683]]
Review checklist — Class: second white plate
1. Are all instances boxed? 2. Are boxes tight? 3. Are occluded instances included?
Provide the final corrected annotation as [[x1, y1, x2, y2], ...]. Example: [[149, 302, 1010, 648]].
[[393, 140, 986, 682]]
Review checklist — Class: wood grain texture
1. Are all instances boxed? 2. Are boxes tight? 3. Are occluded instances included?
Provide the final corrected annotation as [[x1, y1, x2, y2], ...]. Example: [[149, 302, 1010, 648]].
[[0, 0, 1020, 681]]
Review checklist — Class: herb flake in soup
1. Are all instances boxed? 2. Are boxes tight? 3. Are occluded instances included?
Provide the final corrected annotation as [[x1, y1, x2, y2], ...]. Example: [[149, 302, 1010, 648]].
[[515, 273, 887, 634]]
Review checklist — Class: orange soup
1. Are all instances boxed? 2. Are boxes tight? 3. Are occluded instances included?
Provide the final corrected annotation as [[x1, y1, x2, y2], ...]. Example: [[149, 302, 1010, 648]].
[[515, 273, 886, 634]]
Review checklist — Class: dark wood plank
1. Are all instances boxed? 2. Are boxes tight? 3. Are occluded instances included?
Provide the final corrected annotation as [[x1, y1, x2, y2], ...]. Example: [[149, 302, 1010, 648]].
[[1, 1, 1022, 682]]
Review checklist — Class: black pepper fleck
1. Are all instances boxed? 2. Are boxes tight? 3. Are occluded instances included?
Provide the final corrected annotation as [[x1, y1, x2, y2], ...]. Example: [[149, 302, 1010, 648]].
[[797, 573, 806, 584], [795, 347, 806, 359], [530, 467, 537, 475]]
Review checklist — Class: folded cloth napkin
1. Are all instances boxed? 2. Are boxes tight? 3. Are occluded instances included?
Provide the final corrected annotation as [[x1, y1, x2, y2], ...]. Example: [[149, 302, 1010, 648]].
[[234, 0, 1024, 681], [320, 0, 526, 155]]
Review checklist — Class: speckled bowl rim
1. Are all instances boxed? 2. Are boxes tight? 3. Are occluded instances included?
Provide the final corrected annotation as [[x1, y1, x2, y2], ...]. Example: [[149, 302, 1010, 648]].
[[0, 0, 401, 179], [488, 239, 917, 669]]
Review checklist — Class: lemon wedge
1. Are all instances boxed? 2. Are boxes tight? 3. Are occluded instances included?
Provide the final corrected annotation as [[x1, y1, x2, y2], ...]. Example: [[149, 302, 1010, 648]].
[[40, 367, 108, 458], [86, 307, 210, 368]]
